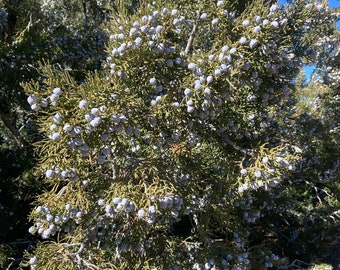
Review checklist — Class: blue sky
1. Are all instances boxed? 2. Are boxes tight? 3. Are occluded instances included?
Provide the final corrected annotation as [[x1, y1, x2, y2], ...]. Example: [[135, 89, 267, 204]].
[[328, 0, 340, 29], [329, 0, 340, 9]]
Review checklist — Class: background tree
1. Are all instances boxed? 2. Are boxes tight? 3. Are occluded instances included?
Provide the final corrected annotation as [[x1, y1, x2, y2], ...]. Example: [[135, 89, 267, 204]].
[[0, 0, 124, 267], [278, 12, 340, 266]]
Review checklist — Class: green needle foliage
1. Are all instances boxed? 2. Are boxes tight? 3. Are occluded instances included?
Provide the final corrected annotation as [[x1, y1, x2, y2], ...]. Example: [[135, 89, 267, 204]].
[[0, 0, 338, 269]]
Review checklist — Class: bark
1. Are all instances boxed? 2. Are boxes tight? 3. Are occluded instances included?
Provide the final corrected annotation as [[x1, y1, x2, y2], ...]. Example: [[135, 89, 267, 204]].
[[0, 111, 27, 148]]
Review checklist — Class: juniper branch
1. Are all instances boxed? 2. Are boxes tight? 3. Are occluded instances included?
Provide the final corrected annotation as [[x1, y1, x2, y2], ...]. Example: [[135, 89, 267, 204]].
[[184, 9, 202, 54]]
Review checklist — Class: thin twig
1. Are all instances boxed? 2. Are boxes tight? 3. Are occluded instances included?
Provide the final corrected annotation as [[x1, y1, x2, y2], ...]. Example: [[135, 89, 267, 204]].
[[16, 14, 40, 40], [208, 124, 255, 157], [63, 242, 100, 269], [184, 9, 202, 54], [277, 259, 313, 270], [5, 258, 22, 270], [0, 111, 27, 148], [222, 135, 255, 157], [64, 242, 84, 255]]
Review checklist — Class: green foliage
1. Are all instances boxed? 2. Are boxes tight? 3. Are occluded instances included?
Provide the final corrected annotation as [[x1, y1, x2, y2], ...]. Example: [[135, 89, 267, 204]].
[[0, 0, 338, 269], [20, 0, 340, 269], [0, 244, 12, 268]]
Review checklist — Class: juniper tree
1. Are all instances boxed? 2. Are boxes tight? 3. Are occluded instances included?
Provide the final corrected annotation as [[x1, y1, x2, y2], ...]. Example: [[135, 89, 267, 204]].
[[23, 0, 338, 269], [274, 14, 340, 263]]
